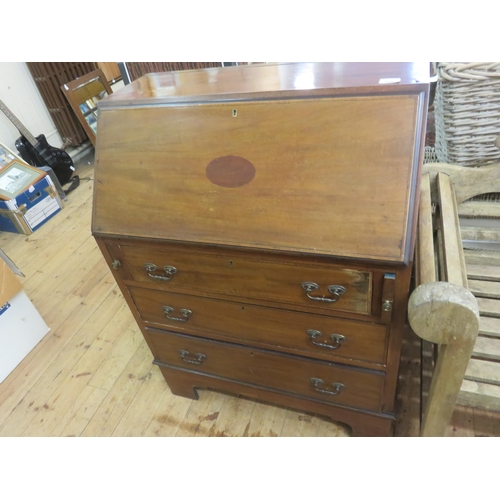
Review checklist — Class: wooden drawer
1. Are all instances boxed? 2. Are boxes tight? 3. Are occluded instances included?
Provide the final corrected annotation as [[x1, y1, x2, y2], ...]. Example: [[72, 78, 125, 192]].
[[129, 286, 388, 366], [148, 330, 385, 412], [117, 243, 372, 316]]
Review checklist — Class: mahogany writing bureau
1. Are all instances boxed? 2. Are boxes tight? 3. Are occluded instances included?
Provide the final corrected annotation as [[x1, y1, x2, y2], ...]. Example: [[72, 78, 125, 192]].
[[92, 62, 429, 436]]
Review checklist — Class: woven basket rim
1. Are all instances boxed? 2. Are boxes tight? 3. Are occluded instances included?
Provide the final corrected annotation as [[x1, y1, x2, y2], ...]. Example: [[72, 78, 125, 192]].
[[438, 62, 500, 82]]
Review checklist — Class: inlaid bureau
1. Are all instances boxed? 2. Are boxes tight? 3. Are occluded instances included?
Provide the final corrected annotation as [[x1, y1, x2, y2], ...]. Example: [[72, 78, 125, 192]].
[[92, 62, 429, 436]]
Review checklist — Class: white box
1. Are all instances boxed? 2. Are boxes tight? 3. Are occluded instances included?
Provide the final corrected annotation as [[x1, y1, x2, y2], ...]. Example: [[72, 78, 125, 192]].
[[0, 290, 50, 383]]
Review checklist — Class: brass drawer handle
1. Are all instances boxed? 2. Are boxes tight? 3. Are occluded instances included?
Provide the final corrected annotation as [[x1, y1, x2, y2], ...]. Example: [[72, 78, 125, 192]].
[[307, 330, 346, 350], [310, 378, 345, 396], [301, 282, 346, 303], [163, 306, 192, 322], [144, 263, 177, 281], [179, 349, 206, 365]]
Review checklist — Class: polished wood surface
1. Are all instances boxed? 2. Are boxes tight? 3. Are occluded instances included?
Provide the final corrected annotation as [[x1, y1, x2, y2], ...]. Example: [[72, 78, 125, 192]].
[[128, 286, 389, 366], [99, 62, 430, 106], [97, 62, 121, 83], [111, 240, 373, 316], [147, 329, 386, 412], [1, 163, 499, 437], [94, 94, 423, 262], [156, 365, 393, 437], [91, 63, 429, 436], [61, 68, 113, 147]]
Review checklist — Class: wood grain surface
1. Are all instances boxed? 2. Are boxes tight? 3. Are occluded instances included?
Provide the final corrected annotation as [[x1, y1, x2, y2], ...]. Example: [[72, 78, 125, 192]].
[[93, 94, 422, 262], [115, 241, 373, 316], [1, 164, 499, 437], [148, 329, 386, 412], [128, 286, 389, 367]]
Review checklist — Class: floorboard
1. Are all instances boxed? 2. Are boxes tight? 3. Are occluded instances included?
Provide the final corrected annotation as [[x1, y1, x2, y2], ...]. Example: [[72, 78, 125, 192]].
[[1, 157, 499, 437]]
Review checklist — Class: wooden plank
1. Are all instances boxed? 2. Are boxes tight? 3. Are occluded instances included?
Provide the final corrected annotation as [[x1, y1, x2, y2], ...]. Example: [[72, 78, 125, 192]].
[[468, 279, 500, 299], [53, 385, 108, 437], [464, 249, 500, 266], [394, 326, 422, 437], [459, 202, 500, 219], [110, 365, 171, 437], [141, 383, 194, 437], [479, 316, 500, 338], [174, 390, 226, 437], [408, 281, 480, 436], [0, 282, 123, 435], [27, 240, 101, 312], [280, 410, 324, 437], [0, 198, 94, 277], [208, 396, 257, 437], [461, 218, 500, 231], [0, 262, 118, 421], [461, 227, 500, 242], [420, 340, 435, 425], [458, 380, 500, 412], [423, 162, 500, 205], [87, 321, 144, 392], [81, 340, 158, 437], [467, 264, 500, 282], [464, 358, 500, 386], [471, 407, 500, 437], [444, 405, 476, 437], [21, 305, 136, 437], [437, 173, 467, 287], [242, 402, 289, 437], [472, 336, 500, 362], [436, 228, 446, 281], [476, 297, 500, 318], [416, 173, 436, 285], [20, 207, 97, 293], [473, 408, 500, 437]]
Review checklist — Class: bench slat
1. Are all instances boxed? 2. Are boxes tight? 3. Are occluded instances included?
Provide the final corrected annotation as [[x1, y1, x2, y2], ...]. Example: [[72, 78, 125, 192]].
[[467, 264, 500, 282], [458, 380, 500, 412], [464, 358, 500, 386], [469, 279, 500, 299], [479, 316, 500, 338], [472, 336, 500, 362]]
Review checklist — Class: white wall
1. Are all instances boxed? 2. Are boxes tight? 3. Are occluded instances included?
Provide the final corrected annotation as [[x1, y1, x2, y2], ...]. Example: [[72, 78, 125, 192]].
[[0, 62, 63, 153]]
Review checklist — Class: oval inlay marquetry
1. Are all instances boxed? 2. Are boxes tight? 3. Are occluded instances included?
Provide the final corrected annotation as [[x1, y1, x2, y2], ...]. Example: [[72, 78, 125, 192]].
[[206, 155, 256, 188]]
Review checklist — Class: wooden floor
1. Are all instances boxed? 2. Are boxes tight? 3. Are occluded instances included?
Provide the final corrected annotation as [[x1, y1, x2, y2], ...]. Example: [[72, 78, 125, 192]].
[[1, 160, 500, 437]]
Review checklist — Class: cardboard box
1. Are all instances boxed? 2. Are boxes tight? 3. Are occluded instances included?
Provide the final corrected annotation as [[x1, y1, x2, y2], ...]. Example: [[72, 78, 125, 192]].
[[0, 175, 63, 234], [0, 290, 50, 383], [0, 249, 50, 383], [0, 249, 23, 307]]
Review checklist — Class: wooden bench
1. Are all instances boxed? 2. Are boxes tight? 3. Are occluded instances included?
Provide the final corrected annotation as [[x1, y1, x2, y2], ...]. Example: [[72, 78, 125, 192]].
[[408, 161, 500, 436]]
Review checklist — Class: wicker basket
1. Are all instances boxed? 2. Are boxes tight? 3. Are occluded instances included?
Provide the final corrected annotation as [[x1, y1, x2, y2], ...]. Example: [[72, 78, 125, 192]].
[[434, 62, 500, 167]]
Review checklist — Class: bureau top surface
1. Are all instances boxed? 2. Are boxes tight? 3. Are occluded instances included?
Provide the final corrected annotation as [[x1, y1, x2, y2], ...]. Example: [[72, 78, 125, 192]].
[[99, 62, 430, 106], [93, 63, 428, 263]]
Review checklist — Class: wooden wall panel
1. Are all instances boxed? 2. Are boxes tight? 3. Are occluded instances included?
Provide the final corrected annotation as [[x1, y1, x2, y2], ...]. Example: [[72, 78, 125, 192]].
[[26, 62, 98, 148]]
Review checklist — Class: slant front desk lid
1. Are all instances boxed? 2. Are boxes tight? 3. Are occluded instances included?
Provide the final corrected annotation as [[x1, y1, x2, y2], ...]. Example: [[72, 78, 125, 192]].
[[92, 62, 429, 263]]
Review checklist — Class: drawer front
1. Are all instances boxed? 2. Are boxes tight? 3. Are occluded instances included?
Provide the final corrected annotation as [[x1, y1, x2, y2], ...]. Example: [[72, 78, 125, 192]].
[[129, 286, 388, 366], [119, 243, 372, 316], [149, 330, 385, 412]]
